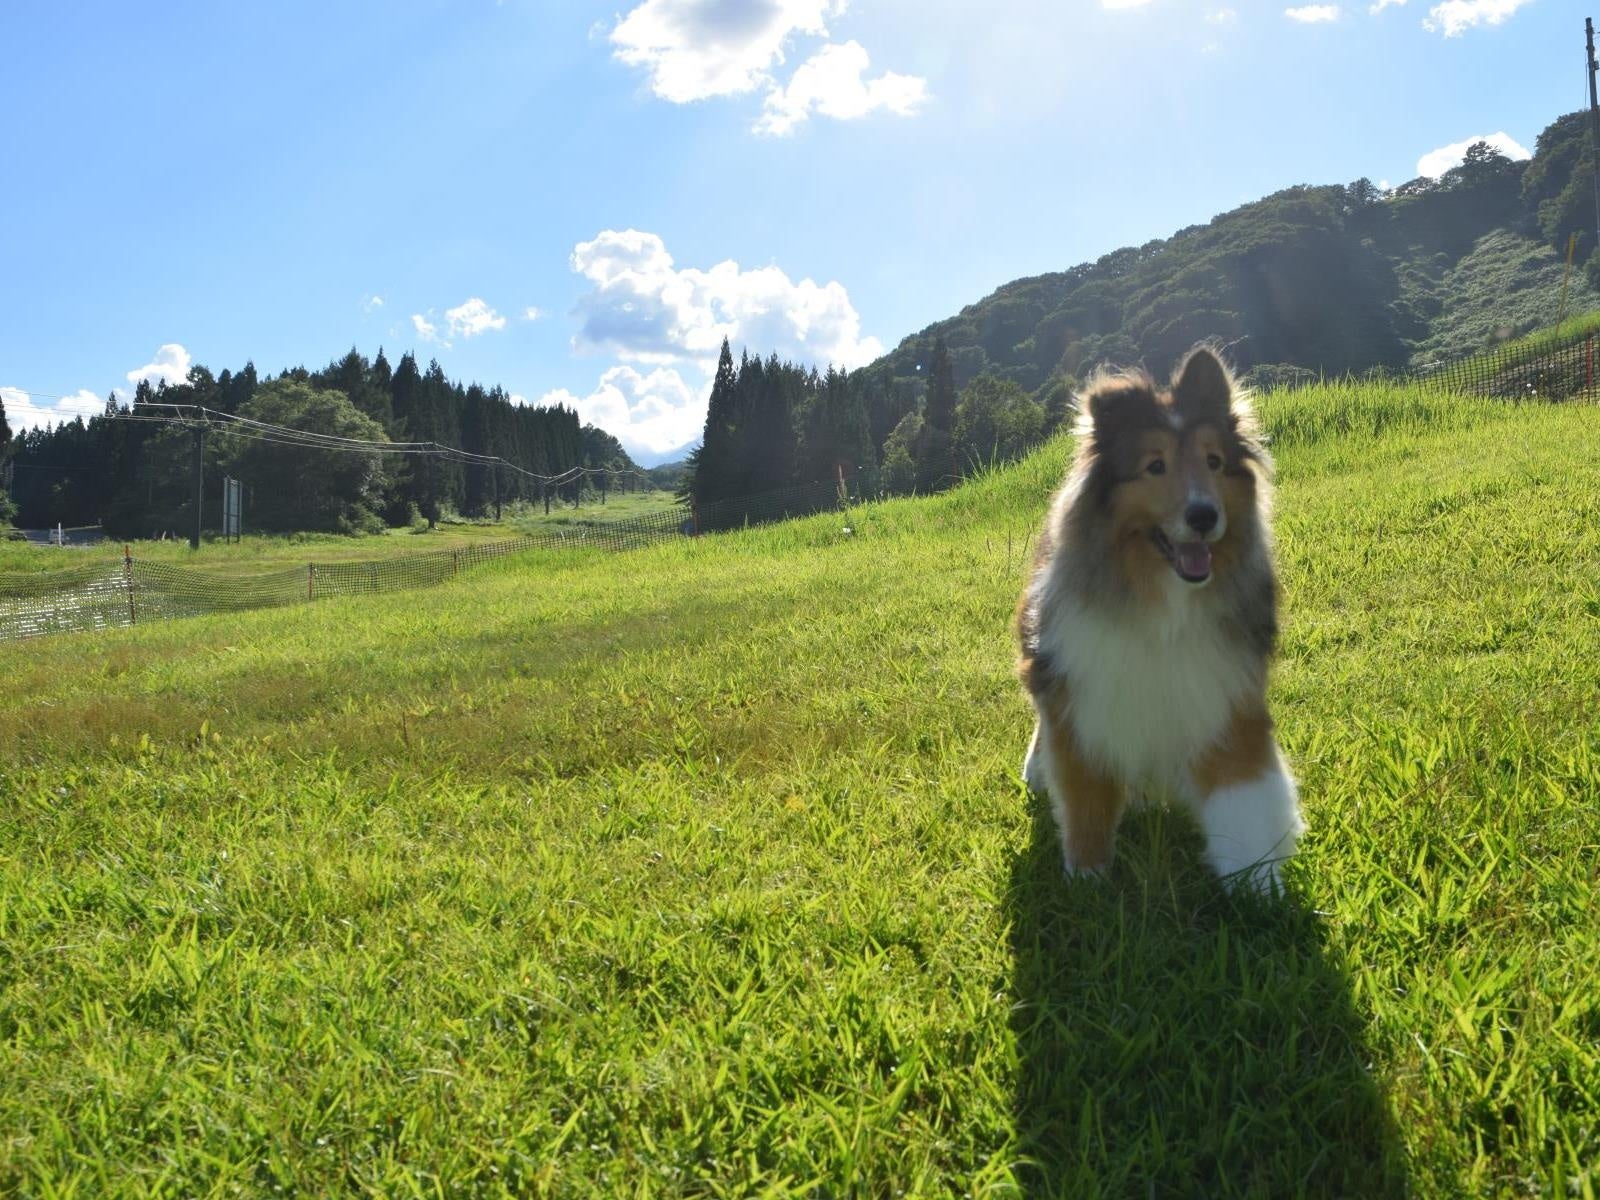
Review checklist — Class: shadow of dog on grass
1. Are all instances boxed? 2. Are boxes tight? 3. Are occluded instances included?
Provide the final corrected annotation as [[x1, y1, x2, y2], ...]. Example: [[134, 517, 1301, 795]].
[[1007, 791, 1408, 1198]]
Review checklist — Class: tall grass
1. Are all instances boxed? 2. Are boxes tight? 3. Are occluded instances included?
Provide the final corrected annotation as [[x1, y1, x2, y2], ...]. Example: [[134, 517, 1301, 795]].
[[1, 382, 1597, 1196]]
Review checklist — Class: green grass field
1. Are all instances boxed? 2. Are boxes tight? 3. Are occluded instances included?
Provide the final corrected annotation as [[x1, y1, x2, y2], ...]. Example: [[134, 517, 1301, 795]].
[[1, 385, 1597, 1197], [0, 490, 683, 578]]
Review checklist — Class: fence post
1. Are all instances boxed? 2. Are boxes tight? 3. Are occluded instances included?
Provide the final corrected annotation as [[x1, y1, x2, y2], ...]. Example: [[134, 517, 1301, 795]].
[[691, 497, 700, 536], [124, 544, 136, 625], [1587, 335, 1594, 395], [452, 548, 459, 575], [308, 563, 315, 601]]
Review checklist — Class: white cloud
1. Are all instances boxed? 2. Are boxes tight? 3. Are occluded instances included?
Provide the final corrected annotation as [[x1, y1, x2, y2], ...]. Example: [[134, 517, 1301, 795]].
[[411, 313, 445, 346], [444, 297, 506, 339], [1368, 0, 1404, 12], [611, 0, 838, 103], [539, 365, 706, 458], [124, 342, 193, 390], [609, 0, 925, 133], [1421, 0, 1531, 35], [1, 386, 107, 433], [125, 343, 192, 389], [568, 228, 883, 371], [1415, 131, 1530, 177], [756, 40, 926, 135], [1285, 4, 1340, 21], [523, 306, 544, 321], [1206, 7, 1240, 21], [362, 294, 385, 313]]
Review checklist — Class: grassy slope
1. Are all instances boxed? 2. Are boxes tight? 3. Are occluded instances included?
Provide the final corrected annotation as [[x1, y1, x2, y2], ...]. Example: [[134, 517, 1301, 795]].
[[1, 385, 1597, 1197]]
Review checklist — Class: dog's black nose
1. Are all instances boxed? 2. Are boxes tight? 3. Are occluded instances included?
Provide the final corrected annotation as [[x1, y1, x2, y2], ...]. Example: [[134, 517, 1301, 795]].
[[1185, 502, 1218, 534]]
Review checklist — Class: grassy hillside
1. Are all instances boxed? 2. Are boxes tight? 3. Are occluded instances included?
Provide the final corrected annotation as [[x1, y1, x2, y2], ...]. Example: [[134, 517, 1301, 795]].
[[1404, 229, 1600, 364], [1, 384, 1597, 1197]]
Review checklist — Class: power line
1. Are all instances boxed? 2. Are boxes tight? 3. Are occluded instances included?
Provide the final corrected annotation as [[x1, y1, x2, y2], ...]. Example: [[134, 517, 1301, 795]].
[[110, 402, 654, 488]]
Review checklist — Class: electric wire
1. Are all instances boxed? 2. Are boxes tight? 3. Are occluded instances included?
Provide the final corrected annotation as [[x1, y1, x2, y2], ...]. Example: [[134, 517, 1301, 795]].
[[108, 402, 655, 488]]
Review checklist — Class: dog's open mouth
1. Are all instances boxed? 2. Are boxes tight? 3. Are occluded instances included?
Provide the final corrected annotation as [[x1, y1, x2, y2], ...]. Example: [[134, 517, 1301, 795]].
[[1152, 529, 1212, 583]]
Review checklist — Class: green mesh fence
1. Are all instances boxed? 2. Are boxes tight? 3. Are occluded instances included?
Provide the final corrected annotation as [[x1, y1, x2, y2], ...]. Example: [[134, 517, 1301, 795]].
[[0, 478, 850, 642], [1410, 324, 1600, 401], [1253, 318, 1600, 400]]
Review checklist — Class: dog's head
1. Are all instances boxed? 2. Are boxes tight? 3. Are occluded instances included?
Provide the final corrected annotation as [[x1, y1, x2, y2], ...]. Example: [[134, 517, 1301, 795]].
[[1072, 346, 1269, 597]]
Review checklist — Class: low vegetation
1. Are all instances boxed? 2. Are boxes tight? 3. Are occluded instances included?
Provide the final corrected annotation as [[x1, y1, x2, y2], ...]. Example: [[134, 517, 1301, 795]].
[[1, 382, 1597, 1196]]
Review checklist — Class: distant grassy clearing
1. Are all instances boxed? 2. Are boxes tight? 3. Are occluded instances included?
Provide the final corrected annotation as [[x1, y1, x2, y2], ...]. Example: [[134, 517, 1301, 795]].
[[1, 386, 1597, 1197], [0, 491, 682, 578]]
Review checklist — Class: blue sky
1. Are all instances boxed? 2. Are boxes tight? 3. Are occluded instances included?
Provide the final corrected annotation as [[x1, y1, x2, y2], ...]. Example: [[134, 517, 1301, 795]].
[[0, 0, 1582, 458]]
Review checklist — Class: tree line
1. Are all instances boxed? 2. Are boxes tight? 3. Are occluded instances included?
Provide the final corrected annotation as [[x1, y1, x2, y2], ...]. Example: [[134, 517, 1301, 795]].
[[3, 348, 638, 536], [684, 336, 1068, 524]]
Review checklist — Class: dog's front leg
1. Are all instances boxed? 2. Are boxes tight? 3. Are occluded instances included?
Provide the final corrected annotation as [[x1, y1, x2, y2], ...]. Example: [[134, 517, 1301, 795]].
[[1027, 694, 1125, 877], [1194, 729, 1305, 894]]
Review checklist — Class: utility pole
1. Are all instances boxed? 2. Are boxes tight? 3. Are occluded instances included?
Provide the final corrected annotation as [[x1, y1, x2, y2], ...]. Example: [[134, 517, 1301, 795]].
[[1588, 18, 1600, 263], [189, 423, 205, 550]]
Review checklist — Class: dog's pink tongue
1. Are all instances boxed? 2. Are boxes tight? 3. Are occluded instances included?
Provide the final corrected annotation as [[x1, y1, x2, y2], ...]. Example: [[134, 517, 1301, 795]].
[[1177, 541, 1212, 579]]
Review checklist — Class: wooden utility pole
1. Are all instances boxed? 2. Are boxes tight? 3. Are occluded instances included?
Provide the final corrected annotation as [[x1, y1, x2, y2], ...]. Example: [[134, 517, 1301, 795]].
[[1588, 18, 1600, 261], [189, 424, 205, 550]]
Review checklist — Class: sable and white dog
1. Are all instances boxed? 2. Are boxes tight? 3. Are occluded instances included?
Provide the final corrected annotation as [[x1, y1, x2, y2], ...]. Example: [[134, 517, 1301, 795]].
[[1016, 346, 1303, 892]]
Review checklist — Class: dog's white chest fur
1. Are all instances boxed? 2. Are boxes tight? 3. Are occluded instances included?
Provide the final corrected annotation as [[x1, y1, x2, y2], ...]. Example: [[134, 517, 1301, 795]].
[[1038, 591, 1256, 794]]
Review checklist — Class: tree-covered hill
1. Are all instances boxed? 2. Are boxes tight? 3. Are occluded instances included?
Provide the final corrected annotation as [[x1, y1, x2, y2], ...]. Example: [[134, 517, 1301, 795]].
[[859, 110, 1598, 397]]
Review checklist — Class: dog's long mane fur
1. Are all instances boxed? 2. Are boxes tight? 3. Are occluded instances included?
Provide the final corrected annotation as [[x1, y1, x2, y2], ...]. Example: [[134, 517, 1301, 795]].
[[1018, 350, 1279, 695]]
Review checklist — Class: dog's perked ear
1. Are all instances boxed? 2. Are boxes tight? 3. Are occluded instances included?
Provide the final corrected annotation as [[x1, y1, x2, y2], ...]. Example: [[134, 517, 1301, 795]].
[[1170, 346, 1235, 425], [1079, 370, 1164, 442]]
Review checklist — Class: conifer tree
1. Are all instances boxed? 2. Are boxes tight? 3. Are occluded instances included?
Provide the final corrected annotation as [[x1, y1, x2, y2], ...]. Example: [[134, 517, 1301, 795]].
[[916, 336, 957, 490]]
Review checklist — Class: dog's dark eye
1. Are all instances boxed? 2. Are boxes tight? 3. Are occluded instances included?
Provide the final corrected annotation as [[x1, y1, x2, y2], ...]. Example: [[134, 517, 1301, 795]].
[[1145, 459, 1166, 476], [1207, 454, 1222, 471]]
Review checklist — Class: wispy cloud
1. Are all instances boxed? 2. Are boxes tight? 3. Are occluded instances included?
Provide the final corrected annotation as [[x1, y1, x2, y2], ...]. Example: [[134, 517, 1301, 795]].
[[411, 313, 447, 348], [756, 40, 926, 136], [1285, 4, 1340, 22], [1421, 0, 1531, 35], [443, 297, 506, 339]]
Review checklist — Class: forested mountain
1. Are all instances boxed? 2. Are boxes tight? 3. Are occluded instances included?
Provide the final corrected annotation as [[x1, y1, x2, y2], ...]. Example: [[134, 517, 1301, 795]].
[[6, 348, 639, 535], [863, 112, 1596, 396], [684, 109, 1599, 507]]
